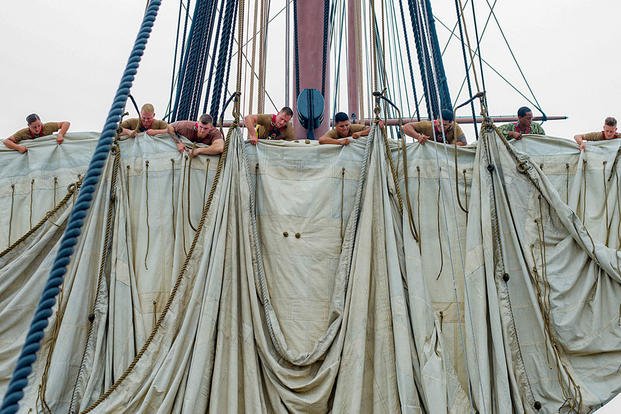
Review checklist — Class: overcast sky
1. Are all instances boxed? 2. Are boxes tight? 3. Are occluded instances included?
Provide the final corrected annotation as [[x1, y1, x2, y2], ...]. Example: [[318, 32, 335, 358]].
[[1, 0, 620, 411]]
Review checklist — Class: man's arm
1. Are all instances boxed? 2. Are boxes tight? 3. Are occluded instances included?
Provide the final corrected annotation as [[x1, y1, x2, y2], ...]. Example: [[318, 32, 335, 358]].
[[402, 122, 429, 144], [3, 136, 28, 153], [351, 126, 371, 139], [146, 121, 169, 136], [574, 134, 586, 151], [318, 134, 350, 145], [169, 126, 186, 152], [244, 114, 259, 144], [190, 138, 225, 156], [56, 121, 70, 144]]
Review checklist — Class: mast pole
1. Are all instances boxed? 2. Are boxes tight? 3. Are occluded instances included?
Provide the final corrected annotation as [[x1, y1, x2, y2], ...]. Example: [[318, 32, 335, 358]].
[[347, 0, 360, 121], [294, 0, 330, 138]]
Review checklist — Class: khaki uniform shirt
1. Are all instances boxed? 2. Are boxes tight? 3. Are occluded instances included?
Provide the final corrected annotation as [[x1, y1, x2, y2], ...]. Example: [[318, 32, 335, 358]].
[[325, 124, 367, 139], [256, 114, 295, 140], [581, 131, 621, 141], [410, 120, 466, 145], [11, 122, 61, 143], [171, 121, 223, 145], [121, 118, 168, 133]]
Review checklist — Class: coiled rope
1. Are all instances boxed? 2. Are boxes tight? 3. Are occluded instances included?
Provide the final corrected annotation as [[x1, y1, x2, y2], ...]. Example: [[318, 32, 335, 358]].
[[0, 2, 162, 412]]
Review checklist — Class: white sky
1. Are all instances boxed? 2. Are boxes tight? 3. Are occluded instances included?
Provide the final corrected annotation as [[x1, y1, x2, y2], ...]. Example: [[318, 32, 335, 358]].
[[0, 0, 620, 410]]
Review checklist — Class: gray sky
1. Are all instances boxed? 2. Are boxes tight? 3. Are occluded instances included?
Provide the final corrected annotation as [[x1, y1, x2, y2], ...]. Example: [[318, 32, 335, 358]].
[[0, 0, 620, 411]]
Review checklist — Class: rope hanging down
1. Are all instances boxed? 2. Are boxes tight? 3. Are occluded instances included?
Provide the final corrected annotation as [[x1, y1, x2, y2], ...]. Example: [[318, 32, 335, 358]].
[[0, 2, 162, 413]]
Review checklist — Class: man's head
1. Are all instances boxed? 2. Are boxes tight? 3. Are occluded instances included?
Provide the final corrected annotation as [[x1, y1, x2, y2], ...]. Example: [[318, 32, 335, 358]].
[[197, 114, 215, 138], [334, 112, 351, 137], [26, 113, 43, 135], [436, 109, 455, 131], [603, 116, 618, 139], [273, 107, 293, 129], [517, 106, 533, 126], [140, 103, 156, 129]]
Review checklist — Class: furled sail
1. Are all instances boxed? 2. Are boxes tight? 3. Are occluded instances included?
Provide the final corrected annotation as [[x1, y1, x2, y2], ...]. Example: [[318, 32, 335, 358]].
[[1, 126, 620, 413]]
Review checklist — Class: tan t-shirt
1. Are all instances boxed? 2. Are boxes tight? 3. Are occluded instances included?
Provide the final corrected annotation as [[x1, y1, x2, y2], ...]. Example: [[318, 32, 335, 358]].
[[171, 121, 223, 144], [255, 114, 295, 140], [121, 118, 168, 133], [325, 124, 367, 139], [582, 131, 621, 141], [11, 122, 61, 143], [409, 120, 466, 145]]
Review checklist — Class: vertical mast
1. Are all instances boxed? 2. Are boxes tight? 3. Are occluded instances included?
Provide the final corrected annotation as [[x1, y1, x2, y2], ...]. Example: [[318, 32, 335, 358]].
[[294, 0, 330, 138], [347, 0, 360, 121]]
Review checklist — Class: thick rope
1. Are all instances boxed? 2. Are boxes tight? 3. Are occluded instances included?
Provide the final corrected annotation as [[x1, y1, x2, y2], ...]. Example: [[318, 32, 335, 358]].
[[79, 126, 232, 414], [0, 180, 82, 259], [0, 2, 162, 412], [68, 147, 121, 412]]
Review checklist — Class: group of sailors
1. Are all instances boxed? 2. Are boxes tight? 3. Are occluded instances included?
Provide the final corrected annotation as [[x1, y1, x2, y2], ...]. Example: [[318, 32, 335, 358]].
[[3, 104, 619, 154]]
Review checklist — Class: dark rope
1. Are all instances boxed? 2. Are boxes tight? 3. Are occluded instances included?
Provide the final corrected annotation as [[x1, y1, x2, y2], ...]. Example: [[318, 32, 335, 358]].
[[398, 0, 421, 120], [453, 0, 478, 139]]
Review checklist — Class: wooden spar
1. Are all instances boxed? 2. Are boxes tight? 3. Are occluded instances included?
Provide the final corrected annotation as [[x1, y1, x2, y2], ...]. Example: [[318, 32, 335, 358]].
[[349, 115, 568, 126], [293, 0, 330, 138], [347, 0, 360, 120], [224, 115, 567, 128]]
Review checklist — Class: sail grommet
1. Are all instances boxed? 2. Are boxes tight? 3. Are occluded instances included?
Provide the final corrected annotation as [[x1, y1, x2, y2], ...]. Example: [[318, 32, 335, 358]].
[[283, 232, 289, 237], [305, 139, 310, 144], [486, 164, 495, 172], [295, 233, 301, 239], [533, 401, 542, 410], [502, 273, 510, 282], [516, 161, 528, 174], [88, 313, 95, 322]]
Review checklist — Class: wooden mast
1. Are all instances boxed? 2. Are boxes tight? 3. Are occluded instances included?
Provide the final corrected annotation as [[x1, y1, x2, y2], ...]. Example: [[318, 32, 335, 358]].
[[293, 0, 330, 138]]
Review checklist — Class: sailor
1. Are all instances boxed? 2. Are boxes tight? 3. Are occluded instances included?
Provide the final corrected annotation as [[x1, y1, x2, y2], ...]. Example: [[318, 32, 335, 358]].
[[318, 112, 371, 145], [169, 114, 224, 156], [3, 113, 70, 153], [402, 109, 466, 145], [244, 107, 295, 144], [497, 106, 545, 140], [573, 117, 621, 151], [118, 103, 169, 138]]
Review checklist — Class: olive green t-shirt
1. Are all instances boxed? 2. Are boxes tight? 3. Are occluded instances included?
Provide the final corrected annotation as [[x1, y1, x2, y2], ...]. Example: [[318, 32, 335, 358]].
[[410, 120, 466, 145], [325, 124, 368, 139], [11, 122, 61, 143], [121, 118, 168, 133], [581, 131, 621, 141], [255, 114, 295, 140]]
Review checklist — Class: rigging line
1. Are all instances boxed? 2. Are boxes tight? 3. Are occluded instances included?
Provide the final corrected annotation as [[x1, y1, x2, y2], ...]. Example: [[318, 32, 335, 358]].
[[166, 0, 186, 120], [257, 0, 270, 113], [416, 0, 479, 408], [434, 16, 543, 114], [480, 0, 544, 113], [202, 0, 227, 115], [321, 0, 330, 96], [144, 160, 151, 270], [468, 0, 488, 104], [29, 179, 34, 229], [397, 0, 420, 120], [332, 0, 346, 115], [249, 0, 260, 113], [453, 0, 479, 140], [233, 0, 292, 55], [294, 0, 300, 97], [387, 0, 412, 120], [285, 0, 290, 107]]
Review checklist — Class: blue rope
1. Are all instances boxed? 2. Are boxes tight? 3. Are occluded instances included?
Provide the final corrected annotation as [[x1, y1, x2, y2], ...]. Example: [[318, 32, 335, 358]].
[[209, 0, 238, 120], [0, 1, 162, 412]]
